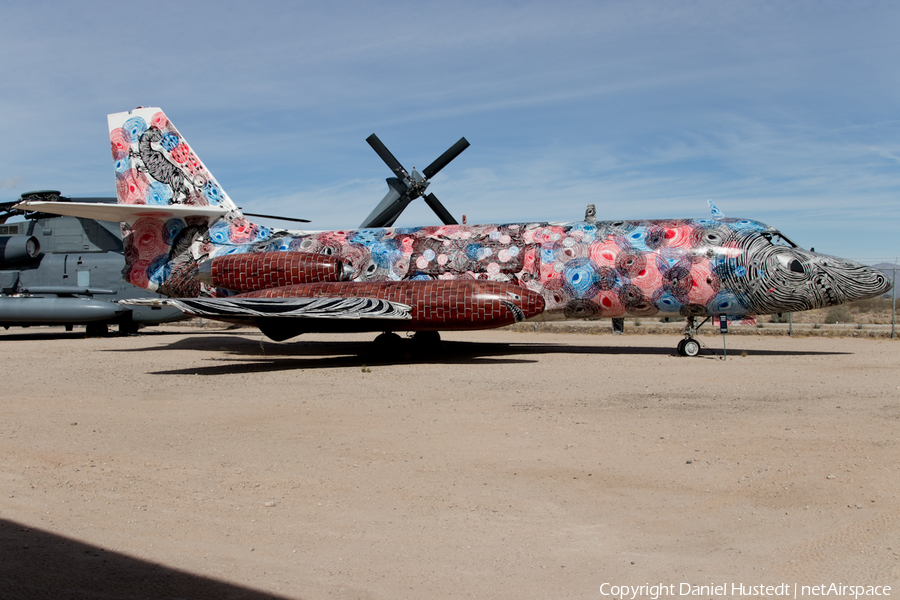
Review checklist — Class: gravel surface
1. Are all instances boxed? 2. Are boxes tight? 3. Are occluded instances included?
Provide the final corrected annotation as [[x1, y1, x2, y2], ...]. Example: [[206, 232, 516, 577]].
[[1, 326, 898, 599]]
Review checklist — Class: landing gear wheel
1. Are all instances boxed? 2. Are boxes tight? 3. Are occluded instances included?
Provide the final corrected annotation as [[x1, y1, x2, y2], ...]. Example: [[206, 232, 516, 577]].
[[677, 338, 687, 356], [413, 331, 441, 344], [412, 331, 442, 356], [85, 322, 108, 337], [119, 320, 140, 335], [682, 338, 701, 357], [373, 332, 403, 352]]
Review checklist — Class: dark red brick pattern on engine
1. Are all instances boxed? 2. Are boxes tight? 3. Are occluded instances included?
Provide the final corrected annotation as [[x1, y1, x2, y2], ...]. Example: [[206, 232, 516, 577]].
[[239, 280, 545, 329], [210, 252, 345, 292]]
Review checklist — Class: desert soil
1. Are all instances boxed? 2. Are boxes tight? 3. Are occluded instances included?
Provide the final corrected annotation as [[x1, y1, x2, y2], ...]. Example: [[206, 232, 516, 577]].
[[0, 326, 898, 599]]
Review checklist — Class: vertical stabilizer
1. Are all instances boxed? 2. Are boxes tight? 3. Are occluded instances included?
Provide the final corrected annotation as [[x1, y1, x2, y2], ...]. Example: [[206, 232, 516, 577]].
[[107, 107, 271, 296], [109, 107, 239, 212]]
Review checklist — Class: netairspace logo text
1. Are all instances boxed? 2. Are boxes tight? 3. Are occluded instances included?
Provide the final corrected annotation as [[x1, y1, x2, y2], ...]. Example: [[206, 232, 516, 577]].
[[599, 583, 892, 599]]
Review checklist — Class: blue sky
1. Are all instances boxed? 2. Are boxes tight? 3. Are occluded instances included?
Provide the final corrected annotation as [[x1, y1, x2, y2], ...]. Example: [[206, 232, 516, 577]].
[[1, 0, 898, 261]]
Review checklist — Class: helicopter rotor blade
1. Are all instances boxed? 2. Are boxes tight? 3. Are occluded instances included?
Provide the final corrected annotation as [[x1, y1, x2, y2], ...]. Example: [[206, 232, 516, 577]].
[[241, 212, 310, 223], [423, 193, 458, 225], [422, 137, 470, 180], [364, 134, 466, 227], [366, 134, 409, 180]]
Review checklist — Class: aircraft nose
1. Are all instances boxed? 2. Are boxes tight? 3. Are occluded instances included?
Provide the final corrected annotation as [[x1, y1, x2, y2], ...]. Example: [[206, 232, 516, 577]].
[[811, 255, 892, 303], [858, 264, 893, 298]]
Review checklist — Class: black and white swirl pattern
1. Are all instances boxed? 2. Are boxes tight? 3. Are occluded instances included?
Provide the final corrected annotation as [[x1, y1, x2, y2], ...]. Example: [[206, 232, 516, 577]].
[[167, 296, 412, 320]]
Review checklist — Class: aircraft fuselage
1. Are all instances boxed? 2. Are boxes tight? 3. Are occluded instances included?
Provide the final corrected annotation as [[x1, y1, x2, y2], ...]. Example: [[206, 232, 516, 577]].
[[16, 106, 892, 348], [161, 215, 890, 328]]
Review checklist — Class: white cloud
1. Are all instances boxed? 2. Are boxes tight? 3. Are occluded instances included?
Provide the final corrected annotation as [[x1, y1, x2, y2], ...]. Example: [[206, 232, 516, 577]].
[[0, 176, 24, 191]]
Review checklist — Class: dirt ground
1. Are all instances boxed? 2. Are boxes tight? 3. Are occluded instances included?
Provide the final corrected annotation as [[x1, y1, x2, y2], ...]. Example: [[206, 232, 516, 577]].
[[0, 326, 898, 599]]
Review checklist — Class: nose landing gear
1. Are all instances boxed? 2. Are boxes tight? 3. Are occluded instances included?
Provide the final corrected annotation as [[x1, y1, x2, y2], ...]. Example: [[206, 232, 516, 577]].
[[677, 337, 701, 357], [677, 316, 709, 357]]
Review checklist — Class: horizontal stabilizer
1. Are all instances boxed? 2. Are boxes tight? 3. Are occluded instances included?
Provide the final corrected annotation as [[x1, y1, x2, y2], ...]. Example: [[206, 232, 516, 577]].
[[12, 200, 229, 224], [122, 296, 412, 320]]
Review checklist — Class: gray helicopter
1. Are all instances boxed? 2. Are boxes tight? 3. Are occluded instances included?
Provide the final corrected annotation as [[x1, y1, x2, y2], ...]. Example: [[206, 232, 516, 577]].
[[0, 190, 186, 335]]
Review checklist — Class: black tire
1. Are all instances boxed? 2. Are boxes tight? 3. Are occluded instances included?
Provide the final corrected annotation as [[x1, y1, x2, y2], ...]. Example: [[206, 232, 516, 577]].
[[676, 338, 687, 356], [119, 320, 140, 335], [412, 331, 442, 356], [85, 322, 109, 337], [412, 330, 440, 345], [374, 331, 403, 351], [682, 338, 701, 357]]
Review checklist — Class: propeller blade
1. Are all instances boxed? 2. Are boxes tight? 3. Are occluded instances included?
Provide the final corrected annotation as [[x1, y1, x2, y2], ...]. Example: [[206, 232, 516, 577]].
[[366, 134, 409, 180], [0, 201, 19, 223], [422, 137, 470, 180], [423, 193, 458, 225]]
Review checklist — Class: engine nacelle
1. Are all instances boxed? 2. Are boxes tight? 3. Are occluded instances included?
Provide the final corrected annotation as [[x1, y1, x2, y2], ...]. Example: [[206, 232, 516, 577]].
[[244, 279, 547, 330], [0, 236, 41, 266], [193, 251, 352, 292]]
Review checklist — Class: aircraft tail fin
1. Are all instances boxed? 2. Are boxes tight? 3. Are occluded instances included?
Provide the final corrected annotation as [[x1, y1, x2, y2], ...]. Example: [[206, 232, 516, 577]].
[[109, 108, 239, 212], [105, 107, 271, 295]]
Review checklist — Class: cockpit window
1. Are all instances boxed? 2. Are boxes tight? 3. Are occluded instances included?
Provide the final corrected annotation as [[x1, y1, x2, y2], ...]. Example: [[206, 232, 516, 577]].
[[762, 232, 798, 248]]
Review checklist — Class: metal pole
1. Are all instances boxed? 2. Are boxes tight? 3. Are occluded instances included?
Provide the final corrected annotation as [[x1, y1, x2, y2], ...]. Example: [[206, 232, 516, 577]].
[[789, 312, 793, 337], [720, 315, 727, 360], [883, 261, 895, 340]]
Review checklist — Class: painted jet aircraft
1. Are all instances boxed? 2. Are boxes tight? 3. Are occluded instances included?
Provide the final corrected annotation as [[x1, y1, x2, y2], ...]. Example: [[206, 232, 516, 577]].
[[16, 107, 892, 356]]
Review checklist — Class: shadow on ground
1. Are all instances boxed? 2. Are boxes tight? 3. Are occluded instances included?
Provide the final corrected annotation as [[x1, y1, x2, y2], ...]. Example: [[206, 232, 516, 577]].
[[0, 518, 294, 600], [97, 332, 851, 376]]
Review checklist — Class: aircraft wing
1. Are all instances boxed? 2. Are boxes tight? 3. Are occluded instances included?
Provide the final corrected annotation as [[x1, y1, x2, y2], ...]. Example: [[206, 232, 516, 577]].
[[123, 296, 412, 320], [12, 201, 229, 223], [122, 279, 544, 339]]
